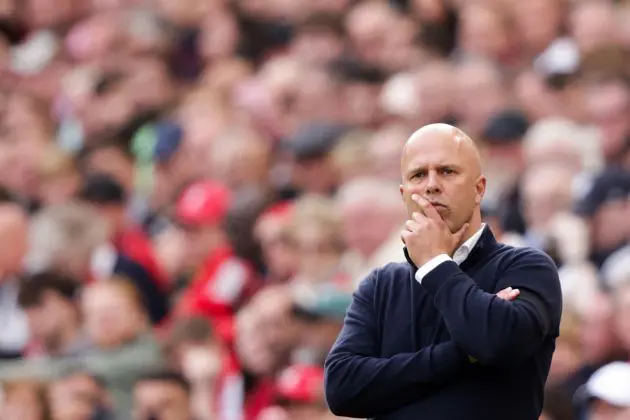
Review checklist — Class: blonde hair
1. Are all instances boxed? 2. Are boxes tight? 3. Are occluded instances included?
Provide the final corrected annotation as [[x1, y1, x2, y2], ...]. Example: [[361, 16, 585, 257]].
[[290, 194, 345, 252], [26, 202, 109, 272]]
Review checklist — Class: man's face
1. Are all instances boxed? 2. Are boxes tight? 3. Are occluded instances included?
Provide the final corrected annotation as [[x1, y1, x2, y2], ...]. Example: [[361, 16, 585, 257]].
[[586, 82, 630, 161], [133, 381, 190, 420], [399, 132, 485, 232], [49, 374, 103, 420], [24, 294, 69, 352]]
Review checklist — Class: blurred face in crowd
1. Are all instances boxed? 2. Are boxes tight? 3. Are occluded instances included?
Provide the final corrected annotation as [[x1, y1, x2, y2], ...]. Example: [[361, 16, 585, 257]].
[[23, 292, 78, 355], [400, 125, 486, 234], [254, 215, 298, 283], [581, 293, 622, 363], [292, 156, 339, 195], [511, 0, 562, 55], [370, 124, 410, 182], [459, 4, 509, 61], [339, 196, 403, 259], [25, 0, 79, 28], [236, 287, 298, 376], [454, 60, 506, 135], [590, 198, 630, 253], [292, 26, 344, 66], [81, 282, 146, 349], [49, 373, 105, 420], [0, 204, 28, 278], [199, 11, 240, 63], [0, 382, 48, 420], [521, 164, 575, 233], [178, 223, 224, 269], [133, 379, 191, 420], [613, 284, 630, 353], [292, 223, 344, 282], [570, 1, 616, 54], [585, 81, 630, 162], [81, 145, 134, 193]]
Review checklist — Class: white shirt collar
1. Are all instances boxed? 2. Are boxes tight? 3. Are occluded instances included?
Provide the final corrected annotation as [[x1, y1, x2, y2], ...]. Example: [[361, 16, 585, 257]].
[[452, 224, 486, 265]]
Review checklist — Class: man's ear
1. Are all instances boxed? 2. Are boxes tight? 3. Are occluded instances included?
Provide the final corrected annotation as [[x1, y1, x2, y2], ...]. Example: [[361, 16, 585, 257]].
[[475, 176, 487, 205], [399, 184, 404, 197]]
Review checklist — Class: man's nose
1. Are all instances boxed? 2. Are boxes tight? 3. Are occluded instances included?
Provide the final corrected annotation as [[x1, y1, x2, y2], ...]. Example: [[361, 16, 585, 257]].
[[425, 171, 441, 195]]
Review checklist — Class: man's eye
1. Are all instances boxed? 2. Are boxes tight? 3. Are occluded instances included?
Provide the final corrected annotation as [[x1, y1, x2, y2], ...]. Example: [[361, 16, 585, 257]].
[[441, 168, 455, 175]]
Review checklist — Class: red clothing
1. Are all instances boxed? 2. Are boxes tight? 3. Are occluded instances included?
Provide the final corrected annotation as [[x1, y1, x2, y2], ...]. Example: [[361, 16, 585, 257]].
[[114, 228, 168, 290], [175, 247, 258, 345], [214, 354, 275, 420]]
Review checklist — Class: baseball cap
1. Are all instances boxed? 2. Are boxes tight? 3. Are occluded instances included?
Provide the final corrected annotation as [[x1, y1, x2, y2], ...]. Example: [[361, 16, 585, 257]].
[[153, 121, 183, 163], [482, 109, 530, 145], [275, 364, 325, 405], [291, 284, 351, 322], [574, 168, 630, 217], [577, 362, 630, 408], [284, 122, 348, 161], [175, 180, 231, 226]]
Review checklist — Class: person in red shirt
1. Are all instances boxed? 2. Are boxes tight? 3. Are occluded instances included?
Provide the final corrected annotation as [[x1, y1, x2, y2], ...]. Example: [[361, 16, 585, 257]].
[[172, 179, 258, 345]]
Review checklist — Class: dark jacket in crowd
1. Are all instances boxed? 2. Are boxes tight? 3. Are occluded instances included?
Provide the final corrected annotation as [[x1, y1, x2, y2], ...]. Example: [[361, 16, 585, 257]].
[[325, 227, 562, 420]]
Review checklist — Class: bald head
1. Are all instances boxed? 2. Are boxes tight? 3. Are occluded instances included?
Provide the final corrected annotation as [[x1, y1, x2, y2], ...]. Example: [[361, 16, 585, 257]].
[[399, 124, 486, 233], [402, 124, 483, 179]]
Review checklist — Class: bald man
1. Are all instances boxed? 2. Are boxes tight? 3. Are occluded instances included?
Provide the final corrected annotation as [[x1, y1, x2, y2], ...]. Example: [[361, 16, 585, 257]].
[[325, 124, 562, 420]]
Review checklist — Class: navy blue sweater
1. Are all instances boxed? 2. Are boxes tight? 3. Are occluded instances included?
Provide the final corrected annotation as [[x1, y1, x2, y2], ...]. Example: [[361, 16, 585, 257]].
[[324, 227, 562, 420]]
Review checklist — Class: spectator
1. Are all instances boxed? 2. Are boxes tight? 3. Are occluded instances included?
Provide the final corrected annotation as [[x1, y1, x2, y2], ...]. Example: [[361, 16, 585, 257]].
[[18, 271, 87, 358], [48, 370, 113, 420], [80, 279, 164, 419], [26, 202, 169, 324], [132, 371, 192, 420], [0, 380, 51, 420], [575, 362, 630, 420]]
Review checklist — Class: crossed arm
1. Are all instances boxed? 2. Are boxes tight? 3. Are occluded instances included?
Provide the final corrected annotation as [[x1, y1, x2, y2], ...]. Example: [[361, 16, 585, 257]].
[[324, 252, 561, 418]]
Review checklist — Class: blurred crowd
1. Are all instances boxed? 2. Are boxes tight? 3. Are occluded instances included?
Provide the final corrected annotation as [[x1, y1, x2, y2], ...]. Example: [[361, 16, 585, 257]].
[[0, 0, 628, 419]]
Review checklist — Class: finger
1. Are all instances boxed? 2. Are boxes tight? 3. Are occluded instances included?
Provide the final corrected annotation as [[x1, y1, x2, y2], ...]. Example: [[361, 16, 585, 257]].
[[401, 229, 412, 245], [412, 194, 442, 222], [405, 219, 421, 231]]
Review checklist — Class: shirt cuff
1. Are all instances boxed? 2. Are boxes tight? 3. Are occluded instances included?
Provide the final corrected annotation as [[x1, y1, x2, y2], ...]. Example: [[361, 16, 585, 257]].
[[415, 254, 453, 284]]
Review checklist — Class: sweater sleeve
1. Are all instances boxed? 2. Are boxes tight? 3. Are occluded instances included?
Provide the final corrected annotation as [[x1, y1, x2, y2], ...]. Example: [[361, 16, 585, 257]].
[[324, 270, 469, 418], [421, 248, 562, 366]]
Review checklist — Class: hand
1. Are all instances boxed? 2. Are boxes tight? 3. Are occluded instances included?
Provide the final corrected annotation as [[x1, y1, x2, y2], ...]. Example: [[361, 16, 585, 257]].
[[401, 194, 469, 267], [496, 287, 520, 301]]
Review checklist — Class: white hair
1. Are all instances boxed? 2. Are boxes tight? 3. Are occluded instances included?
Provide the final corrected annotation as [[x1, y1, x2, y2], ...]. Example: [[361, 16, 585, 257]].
[[25, 202, 110, 272], [336, 177, 403, 212], [523, 117, 604, 172]]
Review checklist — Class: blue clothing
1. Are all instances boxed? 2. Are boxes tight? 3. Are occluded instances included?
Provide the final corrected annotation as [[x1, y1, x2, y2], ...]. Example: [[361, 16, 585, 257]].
[[325, 227, 562, 419]]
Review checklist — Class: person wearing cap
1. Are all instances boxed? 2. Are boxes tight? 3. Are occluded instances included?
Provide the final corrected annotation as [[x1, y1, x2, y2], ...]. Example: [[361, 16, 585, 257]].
[[575, 362, 630, 420], [172, 179, 258, 346], [271, 364, 331, 420]]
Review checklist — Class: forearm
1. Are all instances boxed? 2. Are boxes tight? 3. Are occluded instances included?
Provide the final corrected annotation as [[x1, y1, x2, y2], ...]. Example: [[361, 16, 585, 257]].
[[422, 261, 551, 365], [324, 340, 466, 418]]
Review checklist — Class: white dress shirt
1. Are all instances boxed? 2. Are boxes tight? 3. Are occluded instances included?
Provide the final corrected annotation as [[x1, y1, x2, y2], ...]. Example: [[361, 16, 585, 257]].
[[415, 224, 486, 284]]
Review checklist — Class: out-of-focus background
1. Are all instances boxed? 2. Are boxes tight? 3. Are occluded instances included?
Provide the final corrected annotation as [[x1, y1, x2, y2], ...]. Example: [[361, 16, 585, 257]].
[[0, 0, 628, 419]]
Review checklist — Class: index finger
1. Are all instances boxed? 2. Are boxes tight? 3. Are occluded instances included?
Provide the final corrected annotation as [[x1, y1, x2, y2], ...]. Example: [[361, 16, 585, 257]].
[[412, 194, 443, 222]]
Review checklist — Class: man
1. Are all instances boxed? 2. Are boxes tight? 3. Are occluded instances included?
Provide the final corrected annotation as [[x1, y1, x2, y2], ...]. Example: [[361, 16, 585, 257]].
[[133, 371, 193, 420], [18, 270, 88, 358], [325, 124, 562, 419], [172, 180, 258, 345], [77, 173, 168, 291], [575, 362, 630, 420]]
